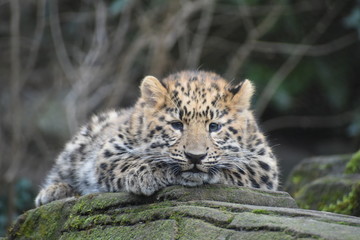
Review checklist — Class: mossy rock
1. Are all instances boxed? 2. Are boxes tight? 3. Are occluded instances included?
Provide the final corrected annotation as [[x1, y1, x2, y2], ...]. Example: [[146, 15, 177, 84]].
[[6, 184, 360, 240], [345, 150, 360, 174], [322, 183, 360, 216], [285, 154, 352, 196], [294, 175, 360, 210], [286, 151, 360, 217]]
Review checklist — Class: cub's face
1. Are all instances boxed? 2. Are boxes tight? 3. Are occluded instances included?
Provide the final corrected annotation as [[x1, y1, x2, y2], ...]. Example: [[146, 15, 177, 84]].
[[139, 71, 259, 183]]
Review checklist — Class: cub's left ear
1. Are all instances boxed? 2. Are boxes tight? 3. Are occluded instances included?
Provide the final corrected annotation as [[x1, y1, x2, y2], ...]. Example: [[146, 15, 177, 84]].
[[140, 75, 168, 107], [228, 79, 254, 109]]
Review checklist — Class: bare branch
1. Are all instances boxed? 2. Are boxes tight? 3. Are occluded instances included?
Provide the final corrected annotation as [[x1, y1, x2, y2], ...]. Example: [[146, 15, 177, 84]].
[[23, 0, 46, 82], [109, 0, 133, 59], [145, 0, 208, 75], [262, 110, 357, 132], [216, 1, 325, 18], [6, 0, 22, 228], [224, 4, 284, 79], [253, 33, 358, 56], [84, 0, 108, 67], [63, 1, 112, 131], [5, 0, 22, 182], [49, 0, 77, 82], [0, 0, 9, 7], [238, 2, 256, 33], [107, 37, 148, 106], [255, 1, 350, 117], [186, 0, 215, 68]]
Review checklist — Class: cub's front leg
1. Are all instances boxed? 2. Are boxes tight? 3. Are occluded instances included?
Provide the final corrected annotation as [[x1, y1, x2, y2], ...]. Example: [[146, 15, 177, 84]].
[[35, 182, 77, 207], [96, 157, 179, 196]]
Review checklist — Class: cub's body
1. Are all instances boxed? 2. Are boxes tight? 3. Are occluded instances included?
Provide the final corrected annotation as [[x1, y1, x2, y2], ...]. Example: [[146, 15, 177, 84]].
[[35, 71, 278, 207]]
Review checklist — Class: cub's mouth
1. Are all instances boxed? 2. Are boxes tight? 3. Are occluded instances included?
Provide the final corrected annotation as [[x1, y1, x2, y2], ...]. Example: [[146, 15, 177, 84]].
[[182, 165, 205, 173]]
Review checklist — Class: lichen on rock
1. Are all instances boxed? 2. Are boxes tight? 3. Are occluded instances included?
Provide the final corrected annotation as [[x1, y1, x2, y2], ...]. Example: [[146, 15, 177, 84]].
[[286, 151, 360, 217], [345, 150, 360, 174], [322, 183, 360, 216], [285, 154, 351, 197], [6, 184, 360, 240]]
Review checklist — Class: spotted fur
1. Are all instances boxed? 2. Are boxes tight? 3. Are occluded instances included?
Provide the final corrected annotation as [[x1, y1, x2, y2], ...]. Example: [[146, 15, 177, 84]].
[[35, 71, 279, 207]]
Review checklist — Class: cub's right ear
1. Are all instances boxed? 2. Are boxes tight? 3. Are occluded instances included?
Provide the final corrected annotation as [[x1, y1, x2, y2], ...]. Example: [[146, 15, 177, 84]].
[[228, 79, 254, 109], [140, 76, 168, 107]]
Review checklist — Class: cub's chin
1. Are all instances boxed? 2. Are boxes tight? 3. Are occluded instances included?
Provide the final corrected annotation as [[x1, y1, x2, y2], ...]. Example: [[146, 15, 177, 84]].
[[178, 171, 209, 186]]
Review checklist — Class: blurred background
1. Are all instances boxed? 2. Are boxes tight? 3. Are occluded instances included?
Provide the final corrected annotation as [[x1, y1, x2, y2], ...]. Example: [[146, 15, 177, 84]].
[[1, 0, 360, 235]]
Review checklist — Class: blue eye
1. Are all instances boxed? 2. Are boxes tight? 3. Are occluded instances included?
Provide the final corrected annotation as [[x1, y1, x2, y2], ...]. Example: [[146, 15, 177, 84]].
[[209, 123, 221, 132], [171, 121, 184, 131]]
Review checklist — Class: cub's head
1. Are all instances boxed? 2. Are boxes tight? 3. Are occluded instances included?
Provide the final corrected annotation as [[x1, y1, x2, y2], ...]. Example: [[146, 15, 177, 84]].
[[138, 71, 264, 184]]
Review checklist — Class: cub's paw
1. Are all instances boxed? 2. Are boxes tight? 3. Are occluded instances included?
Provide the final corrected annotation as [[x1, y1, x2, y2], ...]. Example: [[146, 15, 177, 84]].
[[35, 182, 76, 207], [124, 173, 160, 196], [123, 167, 176, 196]]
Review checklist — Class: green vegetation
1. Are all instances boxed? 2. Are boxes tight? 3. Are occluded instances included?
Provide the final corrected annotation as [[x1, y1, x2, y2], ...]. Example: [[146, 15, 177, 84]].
[[288, 151, 360, 217], [345, 150, 360, 174], [321, 184, 360, 217], [8, 199, 73, 239], [295, 176, 354, 210], [7, 185, 360, 239], [291, 174, 302, 185], [251, 209, 272, 215]]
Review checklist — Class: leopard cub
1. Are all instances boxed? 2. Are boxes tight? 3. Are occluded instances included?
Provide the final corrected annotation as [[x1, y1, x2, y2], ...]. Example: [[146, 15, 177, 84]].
[[35, 70, 279, 207]]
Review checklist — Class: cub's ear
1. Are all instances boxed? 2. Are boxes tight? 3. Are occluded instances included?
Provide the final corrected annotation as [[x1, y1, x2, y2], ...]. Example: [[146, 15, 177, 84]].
[[140, 76, 168, 107], [228, 79, 254, 109]]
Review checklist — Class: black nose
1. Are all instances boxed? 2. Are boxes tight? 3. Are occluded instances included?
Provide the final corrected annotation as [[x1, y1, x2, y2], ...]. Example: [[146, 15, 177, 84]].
[[184, 152, 207, 164]]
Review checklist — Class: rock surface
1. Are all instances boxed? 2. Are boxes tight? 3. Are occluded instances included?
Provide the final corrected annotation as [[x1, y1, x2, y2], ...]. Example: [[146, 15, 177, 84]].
[[6, 184, 360, 240], [285, 154, 352, 196], [285, 151, 360, 215]]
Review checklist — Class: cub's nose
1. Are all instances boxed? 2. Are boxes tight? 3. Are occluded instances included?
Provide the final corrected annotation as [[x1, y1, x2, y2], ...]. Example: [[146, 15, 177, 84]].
[[184, 152, 207, 165]]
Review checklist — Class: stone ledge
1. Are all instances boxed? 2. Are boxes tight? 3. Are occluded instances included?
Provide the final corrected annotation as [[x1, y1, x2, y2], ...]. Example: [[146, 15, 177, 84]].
[[6, 185, 360, 240]]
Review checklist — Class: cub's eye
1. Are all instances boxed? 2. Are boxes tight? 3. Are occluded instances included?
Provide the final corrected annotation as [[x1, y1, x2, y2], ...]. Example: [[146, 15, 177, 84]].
[[209, 122, 222, 132], [171, 121, 184, 131]]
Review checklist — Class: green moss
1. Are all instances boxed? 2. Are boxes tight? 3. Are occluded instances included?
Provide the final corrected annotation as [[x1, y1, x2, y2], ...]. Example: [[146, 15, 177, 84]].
[[158, 184, 297, 208], [285, 155, 352, 197], [8, 200, 73, 239], [177, 217, 297, 239], [288, 152, 360, 216], [218, 206, 230, 212], [61, 220, 177, 240], [112, 205, 232, 227], [128, 201, 175, 212], [295, 176, 356, 210], [319, 162, 332, 171], [300, 204, 310, 210], [345, 150, 360, 174], [300, 188, 346, 210], [7, 185, 360, 239], [64, 202, 181, 232], [169, 212, 186, 223], [291, 174, 302, 185], [251, 209, 271, 215], [321, 184, 360, 216], [114, 209, 158, 225], [335, 221, 350, 225], [72, 192, 134, 214], [64, 214, 113, 231]]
